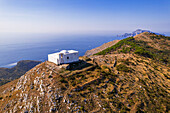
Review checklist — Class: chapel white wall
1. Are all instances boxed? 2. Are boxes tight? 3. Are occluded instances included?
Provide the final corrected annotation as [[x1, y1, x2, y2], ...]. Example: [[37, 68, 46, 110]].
[[62, 53, 79, 64], [48, 51, 79, 65], [48, 54, 60, 64]]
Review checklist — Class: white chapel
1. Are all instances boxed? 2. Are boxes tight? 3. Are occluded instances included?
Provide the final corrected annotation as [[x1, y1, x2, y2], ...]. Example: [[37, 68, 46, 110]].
[[48, 50, 79, 65]]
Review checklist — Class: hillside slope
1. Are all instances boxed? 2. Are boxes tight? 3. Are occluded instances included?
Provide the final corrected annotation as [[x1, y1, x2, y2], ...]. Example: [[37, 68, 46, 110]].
[[85, 40, 120, 56], [0, 60, 41, 86], [0, 32, 169, 113]]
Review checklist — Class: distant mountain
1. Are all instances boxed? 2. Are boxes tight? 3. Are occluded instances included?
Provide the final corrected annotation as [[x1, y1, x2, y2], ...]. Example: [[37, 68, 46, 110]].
[[0, 60, 41, 86], [117, 29, 161, 37]]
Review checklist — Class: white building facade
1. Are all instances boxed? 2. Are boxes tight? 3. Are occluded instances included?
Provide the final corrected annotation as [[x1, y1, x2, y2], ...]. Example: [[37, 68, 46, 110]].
[[48, 50, 79, 65]]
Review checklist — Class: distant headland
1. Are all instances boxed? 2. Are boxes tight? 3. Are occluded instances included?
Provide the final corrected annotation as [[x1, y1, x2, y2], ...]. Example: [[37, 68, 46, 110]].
[[117, 29, 162, 37]]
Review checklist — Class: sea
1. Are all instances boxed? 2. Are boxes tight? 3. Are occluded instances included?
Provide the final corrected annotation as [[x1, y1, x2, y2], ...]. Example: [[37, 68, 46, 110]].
[[0, 33, 124, 68]]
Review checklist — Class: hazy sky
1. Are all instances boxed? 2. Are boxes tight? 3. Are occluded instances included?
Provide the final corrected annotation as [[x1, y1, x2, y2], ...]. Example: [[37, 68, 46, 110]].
[[0, 0, 169, 35]]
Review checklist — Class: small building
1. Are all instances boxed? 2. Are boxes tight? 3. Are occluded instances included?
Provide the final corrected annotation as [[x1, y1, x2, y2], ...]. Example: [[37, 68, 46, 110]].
[[48, 50, 79, 65]]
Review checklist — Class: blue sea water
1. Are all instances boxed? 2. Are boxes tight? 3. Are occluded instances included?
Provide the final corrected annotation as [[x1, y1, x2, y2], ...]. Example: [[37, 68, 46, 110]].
[[0, 34, 123, 68]]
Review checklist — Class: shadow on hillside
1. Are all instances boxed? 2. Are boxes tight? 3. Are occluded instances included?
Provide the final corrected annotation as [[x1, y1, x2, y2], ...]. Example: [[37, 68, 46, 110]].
[[68, 60, 93, 71]]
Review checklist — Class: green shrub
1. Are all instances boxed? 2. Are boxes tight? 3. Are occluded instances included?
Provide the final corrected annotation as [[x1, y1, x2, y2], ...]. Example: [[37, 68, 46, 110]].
[[102, 66, 108, 69], [76, 74, 84, 78], [80, 106, 84, 110], [90, 75, 94, 77], [77, 80, 81, 84], [60, 78, 68, 83], [87, 87, 94, 92], [116, 64, 131, 72], [95, 37, 134, 55], [71, 82, 76, 86], [121, 59, 131, 65], [69, 76, 75, 80], [48, 75, 52, 78], [120, 47, 131, 53], [134, 48, 153, 58]]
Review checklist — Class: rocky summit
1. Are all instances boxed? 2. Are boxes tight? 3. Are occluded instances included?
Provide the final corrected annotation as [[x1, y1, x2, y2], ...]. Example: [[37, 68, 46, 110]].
[[0, 32, 169, 113]]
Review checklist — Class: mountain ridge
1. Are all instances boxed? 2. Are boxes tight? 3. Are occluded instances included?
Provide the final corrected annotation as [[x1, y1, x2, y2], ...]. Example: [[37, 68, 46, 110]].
[[0, 32, 169, 113], [85, 40, 120, 56]]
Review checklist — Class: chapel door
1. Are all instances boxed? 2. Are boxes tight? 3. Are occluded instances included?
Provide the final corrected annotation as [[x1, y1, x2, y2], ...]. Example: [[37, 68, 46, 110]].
[[61, 53, 64, 64]]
